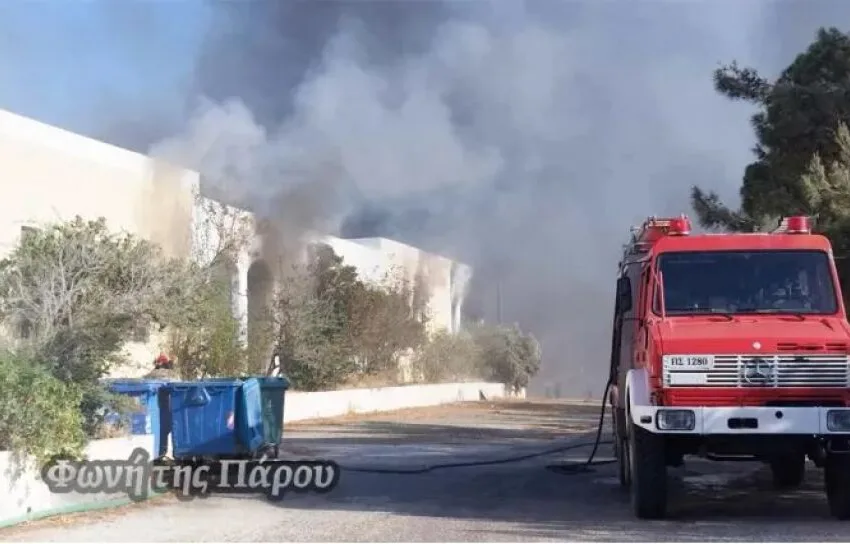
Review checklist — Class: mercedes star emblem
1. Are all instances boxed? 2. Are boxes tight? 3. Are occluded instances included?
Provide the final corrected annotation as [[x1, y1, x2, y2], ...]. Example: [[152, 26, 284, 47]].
[[742, 357, 773, 386]]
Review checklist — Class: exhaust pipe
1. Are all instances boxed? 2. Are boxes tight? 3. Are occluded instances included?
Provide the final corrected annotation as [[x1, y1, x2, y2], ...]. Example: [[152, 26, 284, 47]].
[[705, 453, 757, 462]]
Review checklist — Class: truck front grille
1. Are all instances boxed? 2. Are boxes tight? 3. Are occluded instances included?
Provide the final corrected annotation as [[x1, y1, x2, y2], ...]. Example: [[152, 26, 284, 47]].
[[663, 354, 850, 388]]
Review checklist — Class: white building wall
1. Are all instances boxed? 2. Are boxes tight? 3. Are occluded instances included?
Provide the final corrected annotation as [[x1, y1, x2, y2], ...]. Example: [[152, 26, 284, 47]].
[[323, 235, 468, 335], [189, 195, 258, 345], [0, 109, 199, 376], [319, 235, 387, 286], [0, 109, 198, 260]]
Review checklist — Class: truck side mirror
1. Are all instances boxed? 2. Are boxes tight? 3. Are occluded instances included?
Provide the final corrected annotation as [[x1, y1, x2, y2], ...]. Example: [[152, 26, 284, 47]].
[[617, 276, 633, 313]]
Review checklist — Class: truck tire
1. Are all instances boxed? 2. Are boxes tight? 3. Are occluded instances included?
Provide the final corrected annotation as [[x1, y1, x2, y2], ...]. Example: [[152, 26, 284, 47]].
[[628, 421, 667, 519], [616, 435, 630, 488], [614, 412, 630, 488], [769, 454, 805, 489], [825, 453, 850, 520]]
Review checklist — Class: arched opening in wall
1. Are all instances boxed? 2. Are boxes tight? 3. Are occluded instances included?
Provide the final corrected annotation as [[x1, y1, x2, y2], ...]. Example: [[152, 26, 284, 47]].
[[247, 260, 274, 373], [451, 298, 462, 333], [209, 255, 239, 313]]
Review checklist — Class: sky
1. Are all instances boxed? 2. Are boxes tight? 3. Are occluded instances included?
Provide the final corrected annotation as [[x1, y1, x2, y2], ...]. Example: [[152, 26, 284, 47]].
[[1, 0, 849, 396], [0, 0, 208, 143]]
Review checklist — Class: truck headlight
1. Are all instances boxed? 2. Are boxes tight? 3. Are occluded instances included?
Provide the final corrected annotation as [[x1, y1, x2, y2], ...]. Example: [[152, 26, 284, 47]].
[[827, 410, 850, 432], [656, 409, 695, 431]]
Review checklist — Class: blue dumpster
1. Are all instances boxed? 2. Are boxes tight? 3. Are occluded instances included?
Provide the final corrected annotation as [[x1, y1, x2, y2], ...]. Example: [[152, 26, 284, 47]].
[[166, 378, 265, 458], [253, 377, 290, 452], [236, 378, 265, 454], [104, 379, 168, 457]]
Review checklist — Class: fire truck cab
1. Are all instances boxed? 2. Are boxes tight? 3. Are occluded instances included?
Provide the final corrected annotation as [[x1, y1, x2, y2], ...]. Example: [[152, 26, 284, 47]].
[[609, 214, 850, 520]]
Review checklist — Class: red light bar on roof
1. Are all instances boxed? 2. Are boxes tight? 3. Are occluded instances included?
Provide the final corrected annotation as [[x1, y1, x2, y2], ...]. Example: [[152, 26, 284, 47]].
[[668, 216, 691, 236], [774, 215, 812, 234]]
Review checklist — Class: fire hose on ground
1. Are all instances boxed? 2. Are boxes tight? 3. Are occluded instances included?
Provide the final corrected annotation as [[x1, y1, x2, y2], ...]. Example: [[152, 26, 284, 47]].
[[338, 381, 617, 475]]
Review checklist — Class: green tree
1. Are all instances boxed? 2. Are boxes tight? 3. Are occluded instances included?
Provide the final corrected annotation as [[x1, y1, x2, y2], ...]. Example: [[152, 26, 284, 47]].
[[0, 217, 189, 434], [167, 268, 247, 379], [0, 351, 87, 464], [412, 329, 482, 383], [798, 125, 850, 290], [262, 244, 429, 390], [691, 27, 850, 231], [309, 242, 365, 347], [267, 259, 355, 391], [471, 323, 541, 395], [347, 269, 429, 379]]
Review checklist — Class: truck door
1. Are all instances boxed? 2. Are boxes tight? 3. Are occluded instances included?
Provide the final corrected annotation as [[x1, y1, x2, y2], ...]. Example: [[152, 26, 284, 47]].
[[612, 262, 641, 412], [633, 264, 652, 366], [619, 263, 641, 372]]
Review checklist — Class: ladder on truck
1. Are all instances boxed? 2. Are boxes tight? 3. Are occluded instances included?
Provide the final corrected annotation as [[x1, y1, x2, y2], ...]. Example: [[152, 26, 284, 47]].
[[620, 215, 692, 265]]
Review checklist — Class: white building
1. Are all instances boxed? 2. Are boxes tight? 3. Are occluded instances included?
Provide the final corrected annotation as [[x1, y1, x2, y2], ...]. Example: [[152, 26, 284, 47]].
[[0, 108, 472, 377], [320, 235, 471, 336]]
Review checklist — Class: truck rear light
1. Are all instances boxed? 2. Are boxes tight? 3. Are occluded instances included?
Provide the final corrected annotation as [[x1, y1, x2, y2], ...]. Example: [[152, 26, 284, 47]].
[[656, 409, 695, 431], [827, 410, 850, 432]]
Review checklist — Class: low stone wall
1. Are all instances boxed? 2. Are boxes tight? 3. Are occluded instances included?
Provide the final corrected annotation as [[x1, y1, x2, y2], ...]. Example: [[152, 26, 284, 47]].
[[283, 381, 521, 422], [0, 435, 155, 528]]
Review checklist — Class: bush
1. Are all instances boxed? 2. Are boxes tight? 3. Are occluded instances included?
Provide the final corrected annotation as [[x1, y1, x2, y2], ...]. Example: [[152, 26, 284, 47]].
[[472, 324, 541, 394], [169, 273, 247, 379], [348, 279, 428, 377], [0, 352, 86, 464], [0, 217, 192, 430], [81, 383, 143, 439], [262, 246, 430, 391], [412, 330, 482, 383], [411, 323, 541, 390]]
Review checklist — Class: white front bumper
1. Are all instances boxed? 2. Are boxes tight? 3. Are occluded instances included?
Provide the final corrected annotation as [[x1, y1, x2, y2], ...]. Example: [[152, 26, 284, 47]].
[[630, 405, 850, 435]]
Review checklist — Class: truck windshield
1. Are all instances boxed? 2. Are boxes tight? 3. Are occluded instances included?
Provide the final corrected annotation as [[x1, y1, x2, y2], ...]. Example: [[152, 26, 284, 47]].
[[654, 250, 838, 315]]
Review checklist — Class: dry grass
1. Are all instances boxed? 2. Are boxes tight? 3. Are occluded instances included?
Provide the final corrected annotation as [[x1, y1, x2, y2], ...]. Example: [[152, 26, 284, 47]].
[[279, 397, 576, 429], [283, 400, 494, 428], [282, 397, 600, 428], [337, 370, 402, 390]]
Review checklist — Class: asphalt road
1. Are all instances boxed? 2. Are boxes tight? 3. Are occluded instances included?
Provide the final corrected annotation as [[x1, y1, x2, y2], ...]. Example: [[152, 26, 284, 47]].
[[4, 399, 850, 542]]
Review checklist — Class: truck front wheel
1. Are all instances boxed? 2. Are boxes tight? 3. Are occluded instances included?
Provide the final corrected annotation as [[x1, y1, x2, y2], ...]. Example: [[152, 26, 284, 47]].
[[616, 434, 631, 488], [769, 454, 805, 489], [628, 422, 667, 519], [825, 453, 850, 520], [614, 411, 630, 488]]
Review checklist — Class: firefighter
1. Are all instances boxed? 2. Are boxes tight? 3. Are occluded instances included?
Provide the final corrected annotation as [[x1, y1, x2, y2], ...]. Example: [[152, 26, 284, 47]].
[[154, 352, 173, 370]]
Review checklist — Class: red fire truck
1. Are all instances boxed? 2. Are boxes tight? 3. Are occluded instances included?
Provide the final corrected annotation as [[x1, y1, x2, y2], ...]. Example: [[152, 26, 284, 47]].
[[609, 214, 850, 519]]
